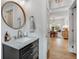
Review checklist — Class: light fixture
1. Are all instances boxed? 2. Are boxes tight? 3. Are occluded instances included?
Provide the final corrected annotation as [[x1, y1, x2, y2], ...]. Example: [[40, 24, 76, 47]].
[[55, 0, 63, 3], [19, 0, 31, 9], [19, 0, 25, 5], [25, 0, 29, 2], [49, 17, 53, 20]]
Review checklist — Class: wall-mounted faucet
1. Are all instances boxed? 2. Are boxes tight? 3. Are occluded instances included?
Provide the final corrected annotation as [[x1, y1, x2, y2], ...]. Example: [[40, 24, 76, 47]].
[[17, 30, 23, 38], [13, 30, 28, 39], [13, 30, 23, 39]]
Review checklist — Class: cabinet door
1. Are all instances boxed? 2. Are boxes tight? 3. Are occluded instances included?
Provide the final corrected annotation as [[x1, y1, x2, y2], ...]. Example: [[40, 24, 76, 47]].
[[22, 50, 33, 59], [3, 44, 19, 59]]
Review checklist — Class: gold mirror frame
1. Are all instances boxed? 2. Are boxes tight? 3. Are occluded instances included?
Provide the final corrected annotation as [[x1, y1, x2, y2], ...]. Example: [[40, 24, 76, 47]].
[[1, 1, 26, 29]]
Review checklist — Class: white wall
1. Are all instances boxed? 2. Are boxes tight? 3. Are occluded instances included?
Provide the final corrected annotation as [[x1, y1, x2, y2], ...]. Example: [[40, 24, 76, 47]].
[[31, 0, 48, 59]]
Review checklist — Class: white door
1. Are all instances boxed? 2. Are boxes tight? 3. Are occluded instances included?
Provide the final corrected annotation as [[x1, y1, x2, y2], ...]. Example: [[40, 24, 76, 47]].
[[69, 7, 76, 53], [73, 8, 77, 53], [69, 9, 74, 52]]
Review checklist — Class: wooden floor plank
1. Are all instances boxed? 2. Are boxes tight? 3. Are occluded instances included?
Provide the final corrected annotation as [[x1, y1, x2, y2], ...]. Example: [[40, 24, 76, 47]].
[[48, 37, 76, 59]]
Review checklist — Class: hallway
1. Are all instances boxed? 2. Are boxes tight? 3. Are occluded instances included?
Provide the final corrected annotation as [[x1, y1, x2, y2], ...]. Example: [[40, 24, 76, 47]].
[[48, 37, 76, 59]]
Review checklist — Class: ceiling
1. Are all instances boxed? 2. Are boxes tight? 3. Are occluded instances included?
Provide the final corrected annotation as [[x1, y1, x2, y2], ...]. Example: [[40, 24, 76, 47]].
[[49, 9, 68, 21], [48, 0, 76, 21], [49, 0, 75, 9]]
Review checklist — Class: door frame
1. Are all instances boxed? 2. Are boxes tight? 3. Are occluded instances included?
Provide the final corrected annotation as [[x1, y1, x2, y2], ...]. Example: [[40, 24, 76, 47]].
[[68, 0, 76, 53]]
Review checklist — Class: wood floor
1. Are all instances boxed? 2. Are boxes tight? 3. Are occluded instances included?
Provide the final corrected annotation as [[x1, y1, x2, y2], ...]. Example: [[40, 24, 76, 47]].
[[48, 37, 76, 59]]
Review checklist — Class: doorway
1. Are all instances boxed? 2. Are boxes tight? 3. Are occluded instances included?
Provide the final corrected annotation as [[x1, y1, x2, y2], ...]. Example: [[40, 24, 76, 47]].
[[47, 0, 76, 59], [48, 16, 71, 59]]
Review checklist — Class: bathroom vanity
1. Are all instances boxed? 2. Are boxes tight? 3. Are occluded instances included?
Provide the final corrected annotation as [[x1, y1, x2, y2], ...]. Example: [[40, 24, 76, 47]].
[[1, 1, 39, 59], [2, 37, 39, 59]]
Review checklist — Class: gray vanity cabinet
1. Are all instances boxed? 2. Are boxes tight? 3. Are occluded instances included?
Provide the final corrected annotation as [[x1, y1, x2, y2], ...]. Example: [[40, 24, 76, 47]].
[[21, 49, 33, 59], [3, 44, 19, 59], [2, 40, 39, 59]]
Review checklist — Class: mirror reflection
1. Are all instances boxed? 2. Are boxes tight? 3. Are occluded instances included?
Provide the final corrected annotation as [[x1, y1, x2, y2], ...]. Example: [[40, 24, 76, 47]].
[[1, 1, 26, 29]]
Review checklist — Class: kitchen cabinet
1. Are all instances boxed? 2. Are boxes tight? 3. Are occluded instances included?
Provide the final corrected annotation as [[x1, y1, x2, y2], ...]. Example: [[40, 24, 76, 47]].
[[2, 39, 39, 59]]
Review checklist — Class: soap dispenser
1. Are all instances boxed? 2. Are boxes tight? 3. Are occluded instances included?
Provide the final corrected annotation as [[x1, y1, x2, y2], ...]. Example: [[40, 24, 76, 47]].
[[4, 32, 11, 42]]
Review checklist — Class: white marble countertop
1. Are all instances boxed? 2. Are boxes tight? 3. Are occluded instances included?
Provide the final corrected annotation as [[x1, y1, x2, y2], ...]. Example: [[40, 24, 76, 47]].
[[2, 33, 39, 50]]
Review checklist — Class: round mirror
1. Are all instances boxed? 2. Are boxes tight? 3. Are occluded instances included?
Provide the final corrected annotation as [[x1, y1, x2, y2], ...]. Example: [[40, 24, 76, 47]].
[[1, 1, 26, 29]]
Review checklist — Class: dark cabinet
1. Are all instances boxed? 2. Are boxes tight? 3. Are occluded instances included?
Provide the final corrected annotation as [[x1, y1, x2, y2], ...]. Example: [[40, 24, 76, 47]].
[[22, 49, 33, 59], [2, 39, 39, 59]]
